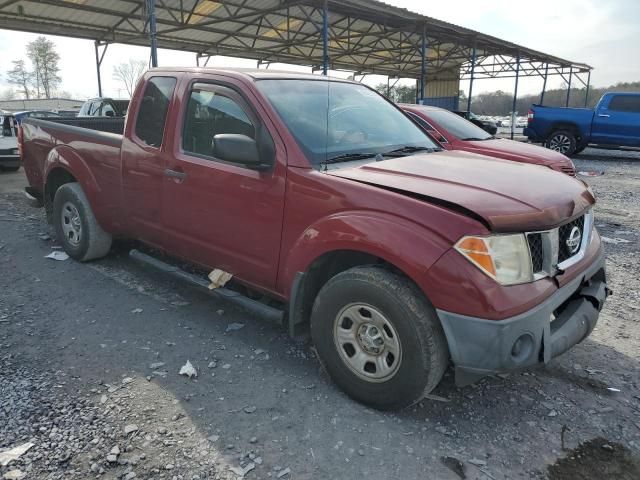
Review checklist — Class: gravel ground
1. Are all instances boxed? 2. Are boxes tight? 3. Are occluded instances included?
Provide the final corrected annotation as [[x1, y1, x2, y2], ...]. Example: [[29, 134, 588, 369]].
[[1, 150, 639, 480]]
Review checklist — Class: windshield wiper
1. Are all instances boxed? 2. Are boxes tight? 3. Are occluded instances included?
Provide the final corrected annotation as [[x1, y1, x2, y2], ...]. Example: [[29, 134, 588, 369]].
[[384, 145, 436, 156], [460, 137, 491, 141], [321, 152, 379, 165]]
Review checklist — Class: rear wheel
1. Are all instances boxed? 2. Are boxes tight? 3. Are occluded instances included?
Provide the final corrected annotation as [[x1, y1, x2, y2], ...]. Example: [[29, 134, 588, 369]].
[[546, 130, 577, 156], [311, 266, 448, 410], [53, 182, 112, 261]]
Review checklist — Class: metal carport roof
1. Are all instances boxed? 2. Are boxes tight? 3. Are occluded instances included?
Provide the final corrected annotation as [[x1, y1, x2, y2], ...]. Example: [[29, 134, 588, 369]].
[[0, 0, 591, 81]]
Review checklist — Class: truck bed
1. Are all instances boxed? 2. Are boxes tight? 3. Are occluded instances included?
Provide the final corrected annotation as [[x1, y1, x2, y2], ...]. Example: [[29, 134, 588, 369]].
[[20, 117, 124, 231]]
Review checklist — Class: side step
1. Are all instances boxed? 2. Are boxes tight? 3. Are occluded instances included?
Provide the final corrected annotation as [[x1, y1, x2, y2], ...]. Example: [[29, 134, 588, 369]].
[[129, 249, 284, 326]]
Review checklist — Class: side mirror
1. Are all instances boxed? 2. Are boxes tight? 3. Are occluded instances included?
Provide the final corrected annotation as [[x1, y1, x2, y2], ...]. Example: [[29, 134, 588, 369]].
[[212, 134, 265, 169]]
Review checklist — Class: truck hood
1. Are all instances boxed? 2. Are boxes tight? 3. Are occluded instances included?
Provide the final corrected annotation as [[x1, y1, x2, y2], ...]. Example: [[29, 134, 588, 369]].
[[327, 150, 594, 232], [462, 138, 571, 167]]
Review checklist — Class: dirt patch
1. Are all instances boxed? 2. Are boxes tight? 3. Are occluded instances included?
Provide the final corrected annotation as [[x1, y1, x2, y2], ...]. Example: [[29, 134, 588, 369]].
[[548, 437, 640, 480]]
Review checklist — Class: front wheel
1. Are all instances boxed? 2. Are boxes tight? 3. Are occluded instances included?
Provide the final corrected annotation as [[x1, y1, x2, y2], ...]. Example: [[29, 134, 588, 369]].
[[311, 266, 449, 410], [546, 130, 577, 156], [53, 182, 112, 261]]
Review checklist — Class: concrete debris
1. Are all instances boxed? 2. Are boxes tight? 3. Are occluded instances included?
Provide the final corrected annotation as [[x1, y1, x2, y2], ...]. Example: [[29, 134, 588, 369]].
[[131, 308, 143, 314], [207, 361, 217, 368], [3, 470, 26, 480], [276, 467, 291, 478], [124, 424, 139, 435], [0, 443, 34, 467], [601, 236, 631, 244], [469, 458, 487, 467], [441, 456, 466, 479], [207, 435, 220, 442], [229, 462, 255, 477], [226, 322, 245, 332], [243, 406, 257, 414], [149, 362, 166, 369], [179, 360, 197, 378], [208, 269, 233, 290], [44, 251, 69, 261]]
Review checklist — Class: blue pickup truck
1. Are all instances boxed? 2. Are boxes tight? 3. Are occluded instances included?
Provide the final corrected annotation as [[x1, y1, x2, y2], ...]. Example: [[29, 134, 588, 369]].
[[524, 92, 640, 156]]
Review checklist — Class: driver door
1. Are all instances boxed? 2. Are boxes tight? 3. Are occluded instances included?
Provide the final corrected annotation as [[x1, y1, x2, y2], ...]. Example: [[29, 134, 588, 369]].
[[161, 81, 287, 290]]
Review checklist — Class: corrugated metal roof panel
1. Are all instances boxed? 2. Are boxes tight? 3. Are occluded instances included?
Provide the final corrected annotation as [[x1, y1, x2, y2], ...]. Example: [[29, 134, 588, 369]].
[[0, 0, 591, 79]]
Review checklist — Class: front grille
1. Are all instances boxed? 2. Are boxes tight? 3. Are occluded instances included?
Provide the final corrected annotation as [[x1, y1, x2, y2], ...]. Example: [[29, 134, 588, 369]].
[[527, 233, 544, 272], [558, 215, 585, 263]]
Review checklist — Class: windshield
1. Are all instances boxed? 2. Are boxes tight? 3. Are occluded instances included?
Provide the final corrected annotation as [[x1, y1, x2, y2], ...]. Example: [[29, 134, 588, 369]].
[[257, 79, 437, 165], [427, 109, 492, 141]]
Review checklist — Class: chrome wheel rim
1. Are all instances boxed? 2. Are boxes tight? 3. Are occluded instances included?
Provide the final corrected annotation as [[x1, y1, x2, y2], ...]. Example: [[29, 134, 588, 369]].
[[549, 134, 571, 153], [333, 303, 402, 382], [61, 202, 82, 247]]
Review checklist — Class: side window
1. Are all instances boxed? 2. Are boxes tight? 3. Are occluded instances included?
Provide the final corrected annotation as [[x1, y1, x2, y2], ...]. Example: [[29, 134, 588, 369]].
[[135, 77, 177, 148], [182, 88, 255, 159], [608, 95, 640, 113], [102, 102, 116, 117]]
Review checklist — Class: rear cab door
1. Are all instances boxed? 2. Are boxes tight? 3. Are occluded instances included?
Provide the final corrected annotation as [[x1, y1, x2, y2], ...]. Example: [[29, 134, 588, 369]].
[[591, 94, 640, 146], [121, 75, 178, 247], [161, 73, 287, 292]]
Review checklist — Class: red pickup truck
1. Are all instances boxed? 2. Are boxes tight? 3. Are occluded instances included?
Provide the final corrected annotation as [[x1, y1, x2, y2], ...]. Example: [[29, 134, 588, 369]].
[[20, 68, 608, 410]]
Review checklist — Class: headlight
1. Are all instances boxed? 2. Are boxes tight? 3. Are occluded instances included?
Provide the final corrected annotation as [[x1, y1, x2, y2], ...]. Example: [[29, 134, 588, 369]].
[[455, 234, 533, 285]]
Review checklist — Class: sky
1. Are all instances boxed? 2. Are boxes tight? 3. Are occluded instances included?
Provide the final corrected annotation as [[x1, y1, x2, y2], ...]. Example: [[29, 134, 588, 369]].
[[0, 0, 637, 101]]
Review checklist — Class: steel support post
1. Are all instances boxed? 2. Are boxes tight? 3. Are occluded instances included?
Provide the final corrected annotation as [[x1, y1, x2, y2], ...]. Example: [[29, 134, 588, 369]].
[[511, 53, 520, 140], [565, 67, 572, 107], [466, 45, 476, 113], [540, 62, 549, 105], [94, 41, 108, 97], [148, 0, 158, 67], [584, 70, 591, 107], [419, 24, 427, 103], [322, 0, 329, 75]]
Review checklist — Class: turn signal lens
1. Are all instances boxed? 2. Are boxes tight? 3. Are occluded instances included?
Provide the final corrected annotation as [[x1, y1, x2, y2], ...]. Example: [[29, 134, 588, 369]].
[[455, 234, 533, 285]]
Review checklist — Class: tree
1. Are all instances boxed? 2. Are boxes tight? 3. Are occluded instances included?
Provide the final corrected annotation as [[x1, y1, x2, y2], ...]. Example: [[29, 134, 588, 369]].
[[374, 83, 416, 103], [6, 60, 33, 99], [26, 36, 61, 99], [113, 59, 147, 98]]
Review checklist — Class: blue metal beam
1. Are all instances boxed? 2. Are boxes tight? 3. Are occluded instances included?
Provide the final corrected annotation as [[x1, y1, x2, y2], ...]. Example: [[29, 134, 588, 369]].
[[584, 70, 591, 107], [148, 0, 158, 67], [565, 67, 572, 107], [322, 0, 329, 75], [540, 62, 548, 105], [511, 53, 520, 140], [419, 24, 427, 103], [466, 44, 476, 113]]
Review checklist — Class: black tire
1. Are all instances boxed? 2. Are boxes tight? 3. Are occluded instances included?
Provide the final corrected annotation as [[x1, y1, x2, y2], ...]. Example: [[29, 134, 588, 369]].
[[574, 144, 587, 154], [0, 166, 20, 172], [53, 182, 112, 261], [546, 130, 577, 156], [310, 266, 448, 410]]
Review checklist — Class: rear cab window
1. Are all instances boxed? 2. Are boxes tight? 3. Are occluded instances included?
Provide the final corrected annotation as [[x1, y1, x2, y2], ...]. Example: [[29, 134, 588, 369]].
[[134, 77, 177, 148]]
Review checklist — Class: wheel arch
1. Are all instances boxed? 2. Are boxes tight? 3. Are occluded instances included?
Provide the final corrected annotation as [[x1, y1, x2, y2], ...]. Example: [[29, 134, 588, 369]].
[[547, 122, 582, 141]]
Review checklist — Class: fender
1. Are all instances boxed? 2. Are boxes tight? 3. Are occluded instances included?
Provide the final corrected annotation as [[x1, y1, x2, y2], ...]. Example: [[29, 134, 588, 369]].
[[278, 210, 454, 299], [43, 145, 121, 234]]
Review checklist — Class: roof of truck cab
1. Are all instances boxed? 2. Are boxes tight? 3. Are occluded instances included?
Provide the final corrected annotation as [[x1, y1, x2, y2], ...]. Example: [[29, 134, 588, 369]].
[[149, 67, 359, 83]]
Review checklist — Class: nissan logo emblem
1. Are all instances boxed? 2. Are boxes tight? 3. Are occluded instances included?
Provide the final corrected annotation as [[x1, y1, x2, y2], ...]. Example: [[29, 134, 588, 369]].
[[566, 226, 582, 254]]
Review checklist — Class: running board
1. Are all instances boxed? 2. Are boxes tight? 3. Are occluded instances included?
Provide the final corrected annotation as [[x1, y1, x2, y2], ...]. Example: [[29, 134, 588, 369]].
[[129, 249, 284, 326]]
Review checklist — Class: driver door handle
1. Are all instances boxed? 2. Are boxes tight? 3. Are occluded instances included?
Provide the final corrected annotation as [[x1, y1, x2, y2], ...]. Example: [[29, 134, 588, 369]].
[[598, 114, 610, 118], [165, 168, 187, 181]]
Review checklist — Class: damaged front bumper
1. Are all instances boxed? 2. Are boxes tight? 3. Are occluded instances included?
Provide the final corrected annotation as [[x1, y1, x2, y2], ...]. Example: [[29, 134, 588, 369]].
[[437, 250, 609, 386]]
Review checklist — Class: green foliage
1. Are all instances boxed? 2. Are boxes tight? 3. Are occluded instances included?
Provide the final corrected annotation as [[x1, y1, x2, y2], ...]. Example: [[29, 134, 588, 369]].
[[467, 81, 640, 115], [374, 83, 416, 103]]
